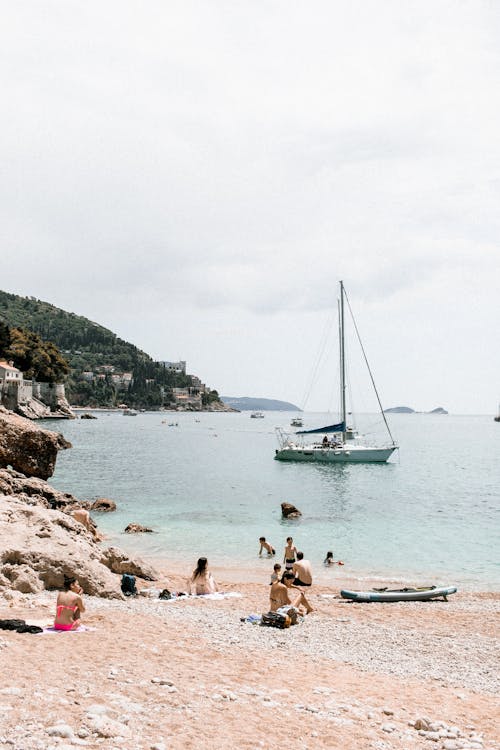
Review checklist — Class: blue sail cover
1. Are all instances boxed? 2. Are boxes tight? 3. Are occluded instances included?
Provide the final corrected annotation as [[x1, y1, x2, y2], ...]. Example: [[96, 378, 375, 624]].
[[296, 421, 345, 435]]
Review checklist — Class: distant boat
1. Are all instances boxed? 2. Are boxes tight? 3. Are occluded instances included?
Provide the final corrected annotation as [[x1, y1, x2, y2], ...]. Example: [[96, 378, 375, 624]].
[[494, 408, 500, 422], [250, 411, 265, 419], [290, 417, 303, 427], [123, 408, 138, 416], [275, 281, 398, 464]]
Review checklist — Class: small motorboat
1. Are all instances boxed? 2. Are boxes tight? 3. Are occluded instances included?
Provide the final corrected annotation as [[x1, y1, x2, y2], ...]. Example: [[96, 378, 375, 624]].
[[340, 585, 457, 602]]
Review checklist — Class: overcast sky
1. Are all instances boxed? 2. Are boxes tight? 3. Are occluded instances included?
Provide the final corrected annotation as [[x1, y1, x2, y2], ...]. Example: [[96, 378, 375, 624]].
[[1, 1, 499, 414]]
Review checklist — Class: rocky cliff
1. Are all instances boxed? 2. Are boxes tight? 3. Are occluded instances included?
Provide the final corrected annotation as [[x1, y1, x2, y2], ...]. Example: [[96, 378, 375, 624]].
[[0, 408, 158, 599]]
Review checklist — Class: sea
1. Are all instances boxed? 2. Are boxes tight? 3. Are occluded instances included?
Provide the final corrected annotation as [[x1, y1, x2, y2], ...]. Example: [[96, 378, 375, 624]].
[[46, 410, 500, 591]]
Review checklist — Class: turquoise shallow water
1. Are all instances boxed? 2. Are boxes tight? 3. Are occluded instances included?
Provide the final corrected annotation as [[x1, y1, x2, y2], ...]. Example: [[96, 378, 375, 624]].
[[47, 411, 500, 591]]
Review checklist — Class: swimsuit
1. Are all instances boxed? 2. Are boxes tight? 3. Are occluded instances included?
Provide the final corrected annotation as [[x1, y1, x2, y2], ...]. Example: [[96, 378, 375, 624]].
[[285, 558, 295, 570], [293, 578, 311, 587], [54, 604, 80, 631]]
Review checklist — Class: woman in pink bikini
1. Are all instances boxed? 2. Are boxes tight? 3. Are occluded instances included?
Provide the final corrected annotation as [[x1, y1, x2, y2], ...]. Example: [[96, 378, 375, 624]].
[[54, 576, 86, 631], [188, 557, 218, 595]]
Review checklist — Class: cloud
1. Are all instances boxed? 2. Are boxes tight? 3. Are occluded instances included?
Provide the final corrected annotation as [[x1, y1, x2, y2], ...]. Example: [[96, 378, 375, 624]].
[[0, 0, 499, 412]]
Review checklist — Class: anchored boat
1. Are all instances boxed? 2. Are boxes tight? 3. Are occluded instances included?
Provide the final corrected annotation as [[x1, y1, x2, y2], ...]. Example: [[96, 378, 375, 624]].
[[274, 281, 398, 464]]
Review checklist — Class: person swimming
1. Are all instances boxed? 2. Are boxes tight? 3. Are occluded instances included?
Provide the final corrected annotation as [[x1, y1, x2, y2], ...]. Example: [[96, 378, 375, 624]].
[[324, 551, 344, 566]]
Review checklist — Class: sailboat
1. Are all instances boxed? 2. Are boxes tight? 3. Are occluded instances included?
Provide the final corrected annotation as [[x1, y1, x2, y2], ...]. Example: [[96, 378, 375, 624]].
[[274, 281, 398, 463]]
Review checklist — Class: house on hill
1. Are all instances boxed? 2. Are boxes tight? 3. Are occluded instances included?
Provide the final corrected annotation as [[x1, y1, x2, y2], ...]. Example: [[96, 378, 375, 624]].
[[0, 360, 73, 419]]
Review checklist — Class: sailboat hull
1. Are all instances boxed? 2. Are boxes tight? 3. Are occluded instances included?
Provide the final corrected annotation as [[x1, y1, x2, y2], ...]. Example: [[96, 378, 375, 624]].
[[275, 444, 397, 463]]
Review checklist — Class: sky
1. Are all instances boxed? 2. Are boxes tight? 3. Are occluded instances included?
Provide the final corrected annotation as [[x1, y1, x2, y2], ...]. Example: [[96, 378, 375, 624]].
[[1, 1, 499, 414]]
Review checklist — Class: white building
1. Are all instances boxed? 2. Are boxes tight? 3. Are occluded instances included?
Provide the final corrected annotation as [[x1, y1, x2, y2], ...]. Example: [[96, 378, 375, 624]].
[[0, 360, 22, 381]]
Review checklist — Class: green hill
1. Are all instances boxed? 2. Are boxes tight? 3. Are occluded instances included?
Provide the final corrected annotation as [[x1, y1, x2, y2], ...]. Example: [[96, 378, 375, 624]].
[[0, 290, 219, 409]]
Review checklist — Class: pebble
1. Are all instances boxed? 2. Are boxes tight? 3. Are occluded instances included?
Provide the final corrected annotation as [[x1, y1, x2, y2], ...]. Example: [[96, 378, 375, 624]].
[[381, 723, 396, 733], [89, 717, 131, 739], [0, 688, 22, 697], [151, 744, 167, 750], [47, 724, 74, 738], [382, 708, 394, 716], [151, 678, 174, 687]]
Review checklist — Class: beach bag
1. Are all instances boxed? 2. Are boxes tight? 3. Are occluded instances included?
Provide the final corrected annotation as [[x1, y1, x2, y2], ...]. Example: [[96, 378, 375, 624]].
[[261, 611, 291, 629], [121, 573, 137, 597]]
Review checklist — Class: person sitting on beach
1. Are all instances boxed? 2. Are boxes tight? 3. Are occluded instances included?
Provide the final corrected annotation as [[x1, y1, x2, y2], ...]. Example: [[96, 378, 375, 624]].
[[259, 537, 276, 556], [270, 562, 282, 584], [283, 536, 298, 571], [54, 576, 85, 631], [188, 557, 218, 595], [269, 572, 313, 615], [292, 551, 313, 587]]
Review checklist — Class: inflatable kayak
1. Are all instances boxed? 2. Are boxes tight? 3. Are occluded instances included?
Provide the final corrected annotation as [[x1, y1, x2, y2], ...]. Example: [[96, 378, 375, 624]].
[[340, 585, 457, 602]]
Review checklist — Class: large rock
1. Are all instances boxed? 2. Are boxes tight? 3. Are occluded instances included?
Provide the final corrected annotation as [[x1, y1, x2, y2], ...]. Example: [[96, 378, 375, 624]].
[[91, 497, 117, 512], [0, 496, 123, 597], [281, 502, 302, 518], [0, 406, 71, 480], [100, 547, 156, 580], [0, 470, 158, 597]]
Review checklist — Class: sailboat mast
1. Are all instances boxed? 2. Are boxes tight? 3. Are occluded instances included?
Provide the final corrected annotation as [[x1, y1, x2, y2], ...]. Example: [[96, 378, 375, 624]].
[[339, 280, 347, 436]]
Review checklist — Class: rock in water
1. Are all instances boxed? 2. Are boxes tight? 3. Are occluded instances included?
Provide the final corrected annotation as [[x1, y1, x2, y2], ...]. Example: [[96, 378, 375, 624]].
[[0, 406, 70, 480], [91, 497, 117, 512], [281, 502, 302, 518], [124, 523, 154, 533]]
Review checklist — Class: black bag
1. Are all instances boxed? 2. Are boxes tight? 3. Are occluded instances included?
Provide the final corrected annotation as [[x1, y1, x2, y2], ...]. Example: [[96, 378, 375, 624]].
[[261, 611, 291, 629], [121, 573, 137, 596], [159, 588, 172, 600], [0, 619, 26, 631]]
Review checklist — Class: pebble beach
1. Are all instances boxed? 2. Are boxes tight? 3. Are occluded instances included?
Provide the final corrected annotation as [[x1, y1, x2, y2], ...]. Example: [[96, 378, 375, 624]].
[[1, 566, 498, 750]]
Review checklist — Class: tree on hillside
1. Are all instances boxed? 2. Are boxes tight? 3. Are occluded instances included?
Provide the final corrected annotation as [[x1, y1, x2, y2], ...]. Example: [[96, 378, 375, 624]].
[[0, 320, 11, 355], [5, 327, 70, 383]]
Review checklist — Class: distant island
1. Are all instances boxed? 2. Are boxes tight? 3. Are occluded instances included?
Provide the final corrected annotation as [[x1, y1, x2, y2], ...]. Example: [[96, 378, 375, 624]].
[[384, 406, 448, 415], [222, 396, 300, 411]]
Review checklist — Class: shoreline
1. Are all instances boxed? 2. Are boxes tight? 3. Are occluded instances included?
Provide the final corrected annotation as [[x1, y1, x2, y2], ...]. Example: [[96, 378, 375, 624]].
[[1, 574, 498, 749]]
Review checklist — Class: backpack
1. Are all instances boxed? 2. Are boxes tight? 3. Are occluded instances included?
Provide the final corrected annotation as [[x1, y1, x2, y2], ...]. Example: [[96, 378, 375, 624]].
[[121, 573, 137, 596], [261, 611, 291, 629]]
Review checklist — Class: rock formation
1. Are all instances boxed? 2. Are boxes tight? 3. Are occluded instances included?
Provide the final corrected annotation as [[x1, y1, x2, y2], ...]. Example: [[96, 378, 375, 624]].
[[0, 407, 157, 599], [124, 523, 154, 533], [0, 406, 71, 480], [281, 502, 302, 519], [91, 497, 117, 512]]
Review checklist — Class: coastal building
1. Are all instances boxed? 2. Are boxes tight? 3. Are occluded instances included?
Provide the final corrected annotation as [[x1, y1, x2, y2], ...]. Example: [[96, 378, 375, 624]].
[[0, 360, 73, 419], [171, 386, 203, 408], [0, 360, 22, 381], [159, 360, 186, 374]]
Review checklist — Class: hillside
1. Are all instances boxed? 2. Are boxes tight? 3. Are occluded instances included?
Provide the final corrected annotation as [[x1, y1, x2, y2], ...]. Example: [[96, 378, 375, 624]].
[[0, 290, 220, 410], [222, 396, 299, 411]]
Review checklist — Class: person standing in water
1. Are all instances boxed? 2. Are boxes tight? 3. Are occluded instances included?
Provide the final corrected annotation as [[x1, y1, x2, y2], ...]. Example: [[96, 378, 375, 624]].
[[283, 536, 298, 571]]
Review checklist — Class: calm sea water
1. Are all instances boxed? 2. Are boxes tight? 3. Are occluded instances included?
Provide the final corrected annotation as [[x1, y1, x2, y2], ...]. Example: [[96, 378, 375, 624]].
[[46, 411, 500, 591]]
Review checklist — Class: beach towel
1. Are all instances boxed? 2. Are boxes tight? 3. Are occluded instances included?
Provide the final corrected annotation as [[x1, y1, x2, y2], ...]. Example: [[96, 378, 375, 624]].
[[158, 592, 242, 603], [41, 625, 96, 634]]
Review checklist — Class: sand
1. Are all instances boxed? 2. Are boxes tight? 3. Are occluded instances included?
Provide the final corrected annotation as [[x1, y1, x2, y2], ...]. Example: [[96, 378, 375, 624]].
[[0, 565, 498, 750]]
